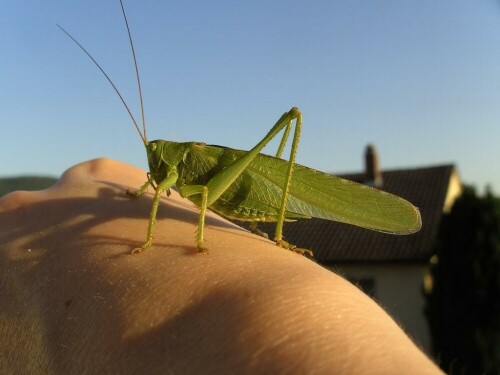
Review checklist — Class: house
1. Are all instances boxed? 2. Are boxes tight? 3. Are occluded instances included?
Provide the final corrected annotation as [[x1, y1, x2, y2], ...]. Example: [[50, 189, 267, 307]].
[[256, 144, 462, 354]]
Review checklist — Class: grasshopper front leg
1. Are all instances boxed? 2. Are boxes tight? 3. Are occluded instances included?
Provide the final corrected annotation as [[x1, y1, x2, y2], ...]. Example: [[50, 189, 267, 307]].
[[131, 169, 178, 254], [126, 178, 151, 198]]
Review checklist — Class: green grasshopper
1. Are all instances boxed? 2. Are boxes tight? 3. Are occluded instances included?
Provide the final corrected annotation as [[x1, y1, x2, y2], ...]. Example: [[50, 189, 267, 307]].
[[60, 0, 421, 256]]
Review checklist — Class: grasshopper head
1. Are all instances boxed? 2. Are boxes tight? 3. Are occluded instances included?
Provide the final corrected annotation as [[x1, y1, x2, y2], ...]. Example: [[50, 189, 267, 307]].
[[145, 141, 164, 182], [146, 140, 188, 183]]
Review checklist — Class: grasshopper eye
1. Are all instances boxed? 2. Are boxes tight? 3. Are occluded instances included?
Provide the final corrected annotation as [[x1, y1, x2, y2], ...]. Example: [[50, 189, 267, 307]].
[[149, 142, 157, 151]]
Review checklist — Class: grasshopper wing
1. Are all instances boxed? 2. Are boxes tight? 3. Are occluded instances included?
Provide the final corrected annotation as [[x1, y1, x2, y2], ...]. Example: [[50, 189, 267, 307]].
[[184, 144, 421, 234], [247, 153, 422, 234]]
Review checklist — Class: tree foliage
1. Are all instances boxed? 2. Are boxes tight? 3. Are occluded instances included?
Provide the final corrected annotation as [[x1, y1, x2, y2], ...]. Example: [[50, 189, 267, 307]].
[[426, 186, 500, 374]]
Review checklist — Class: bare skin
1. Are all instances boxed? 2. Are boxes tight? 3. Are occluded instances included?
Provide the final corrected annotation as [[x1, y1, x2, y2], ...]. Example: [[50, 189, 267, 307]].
[[0, 158, 443, 374]]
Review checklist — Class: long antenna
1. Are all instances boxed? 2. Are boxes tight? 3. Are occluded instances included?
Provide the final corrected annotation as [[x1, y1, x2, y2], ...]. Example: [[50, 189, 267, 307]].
[[119, 0, 147, 142], [57, 24, 147, 145]]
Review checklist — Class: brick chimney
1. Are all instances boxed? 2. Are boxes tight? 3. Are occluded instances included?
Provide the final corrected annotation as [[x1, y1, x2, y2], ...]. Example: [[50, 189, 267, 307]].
[[365, 144, 383, 187]]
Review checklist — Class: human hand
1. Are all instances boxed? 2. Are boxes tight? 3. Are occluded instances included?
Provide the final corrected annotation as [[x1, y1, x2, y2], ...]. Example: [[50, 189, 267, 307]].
[[0, 158, 442, 374]]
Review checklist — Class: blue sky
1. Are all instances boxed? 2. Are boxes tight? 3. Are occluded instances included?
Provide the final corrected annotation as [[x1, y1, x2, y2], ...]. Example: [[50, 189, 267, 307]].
[[2, 1, 500, 193]]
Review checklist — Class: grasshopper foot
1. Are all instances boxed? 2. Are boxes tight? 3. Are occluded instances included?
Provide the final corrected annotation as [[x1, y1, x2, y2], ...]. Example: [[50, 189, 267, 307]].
[[292, 247, 314, 257], [126, 188, 141, 198], [131, 241, 152, 255], [249, 222, 269, 239], [276, 240, 314, 257], [131, 246, 146, 255], [197, 243, 209, 254]]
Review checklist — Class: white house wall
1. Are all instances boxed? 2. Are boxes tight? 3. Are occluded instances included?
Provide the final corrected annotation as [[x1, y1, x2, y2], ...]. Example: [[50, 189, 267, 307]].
[[332, 263, 432, 355]]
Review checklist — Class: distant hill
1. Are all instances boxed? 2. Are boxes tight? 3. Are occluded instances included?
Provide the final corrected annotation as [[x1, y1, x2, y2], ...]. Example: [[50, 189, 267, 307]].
[[0, 176, 58, 197]]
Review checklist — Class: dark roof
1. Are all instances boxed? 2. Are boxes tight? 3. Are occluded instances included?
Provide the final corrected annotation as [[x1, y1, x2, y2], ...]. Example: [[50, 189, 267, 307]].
[[255, 164, 456, 263]]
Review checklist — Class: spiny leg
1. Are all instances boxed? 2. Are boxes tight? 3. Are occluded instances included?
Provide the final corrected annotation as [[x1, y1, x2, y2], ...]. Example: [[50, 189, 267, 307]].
[[275, 119, 292, 159], [131, 171, 178, 254], [204, 108, 302, 206], [178, 184, 210, 252], [197, 186, 209, 252], [272, 112, 300, 245], [250, 119, 292, 237], [271, 111, 314, 257], [198, 107, 312, 255]]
